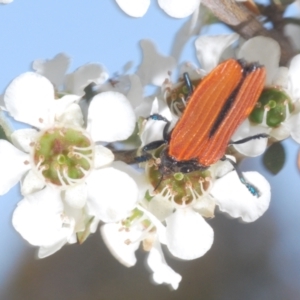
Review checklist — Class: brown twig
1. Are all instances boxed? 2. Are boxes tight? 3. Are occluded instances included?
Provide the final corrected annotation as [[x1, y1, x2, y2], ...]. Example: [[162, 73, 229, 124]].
[[113, 149, 138, 164], [201, 0, 296, 65]]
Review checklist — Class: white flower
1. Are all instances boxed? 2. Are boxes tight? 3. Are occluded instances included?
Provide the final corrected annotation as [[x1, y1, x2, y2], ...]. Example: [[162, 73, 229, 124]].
[[100, 205, 182, 289], [233, 36, 300, 155], [12, 187, 76, 258], [137, 100, 271, 260], [0, 72, 83, 195], [195, 33, 240, 74], [136, 40, 176, 87], [32, 53, 108, 96], [115, 0, 201, 18], [2, 72, 139, 254]]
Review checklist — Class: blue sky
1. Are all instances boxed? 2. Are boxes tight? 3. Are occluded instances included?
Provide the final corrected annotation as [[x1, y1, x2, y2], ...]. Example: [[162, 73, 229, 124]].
[[1, 0, 300, 296]]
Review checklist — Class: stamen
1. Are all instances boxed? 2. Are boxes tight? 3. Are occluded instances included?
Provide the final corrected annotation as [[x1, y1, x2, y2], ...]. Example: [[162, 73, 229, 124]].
[[59, 129, 65, 137], [36, 156, 45, 170], [284, 100, 290, 119], [56, 166, 67, 187], [77, 166, 89, 176], [72, 145, 93, 151], [261, 107, 269, 126], [62, 168, 83, 185], [72, 150, 93, 167]]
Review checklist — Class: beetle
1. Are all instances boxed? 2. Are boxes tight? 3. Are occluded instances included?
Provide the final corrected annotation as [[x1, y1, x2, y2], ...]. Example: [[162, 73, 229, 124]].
[[137, 59, 268, 196]]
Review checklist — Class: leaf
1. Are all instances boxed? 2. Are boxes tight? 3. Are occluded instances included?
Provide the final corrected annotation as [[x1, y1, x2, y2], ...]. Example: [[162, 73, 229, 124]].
[[0, 124, 9, 141], [77, 216, 95, 245], [263, 142, 285, 175]]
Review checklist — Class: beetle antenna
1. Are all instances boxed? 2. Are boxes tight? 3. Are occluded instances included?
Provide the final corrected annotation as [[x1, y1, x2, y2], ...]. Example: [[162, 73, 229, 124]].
[[183, 72, 194, 96]]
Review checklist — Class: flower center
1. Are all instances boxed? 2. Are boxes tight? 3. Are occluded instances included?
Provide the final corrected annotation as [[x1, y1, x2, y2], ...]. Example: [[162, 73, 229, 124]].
[[32, 127, 94, 188]]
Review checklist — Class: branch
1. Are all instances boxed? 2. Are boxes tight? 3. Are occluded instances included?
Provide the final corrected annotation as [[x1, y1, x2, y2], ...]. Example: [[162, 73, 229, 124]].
[[201, 0, 296, 66]]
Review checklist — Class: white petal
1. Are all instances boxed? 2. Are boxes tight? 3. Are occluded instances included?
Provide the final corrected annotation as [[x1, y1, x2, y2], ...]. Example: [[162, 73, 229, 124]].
[[136, 40, 176, 86], [272, 66, 289, 89], [140, 98, 173, 146], [210, 157, 234, 178], [146, 194, 174, 221], [136, 204, 167, 244], [38, 238, 71, 258], [288, 54, 300, 100], [193, 196, 216, 218], [165, 208, 214, 260], [112, 161, 150, 201], [158, 0, 200, 18], [0, 0, 13, 4], [11, 128, 38, 153], [0, 140, 30, 195], [0, 94, 6, 110], [94, 145, 114, 169], [195, 33, 239, 72], [100, 223, 140, 267], [115, 0, 150, 17], [288, 113, 300, 143], [126, 74, 143, 109], [86, 167, 138, 222], [147, 241, 182, 289], [100, 74, 131, 94], [64, 183, 87, 209], [4, 72, 56, 128], [171, 8, 201, 61], [32, 53, 71, 88], [87, 91, 136, 142], [21, 170, 45, 196], [211, 171, 271, 222], [237, 36, 280, 86], [134, 99, 153, 119], [12, 187, 74, 255], [231, 119, 270, 157], [64, 63, 108, 96], [270, 122, 291, 141], [284, 22, 300, 52], [63, 201, 86, 232], [53, 95, 83, 127]]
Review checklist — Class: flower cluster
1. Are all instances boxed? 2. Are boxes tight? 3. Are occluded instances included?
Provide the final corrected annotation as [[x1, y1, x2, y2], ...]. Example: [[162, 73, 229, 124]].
[[4, 28, 300, 289]]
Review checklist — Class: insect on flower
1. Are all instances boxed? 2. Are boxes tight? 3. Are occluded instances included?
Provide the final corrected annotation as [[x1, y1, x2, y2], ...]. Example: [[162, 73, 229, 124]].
[[137, 59, 268, 196]]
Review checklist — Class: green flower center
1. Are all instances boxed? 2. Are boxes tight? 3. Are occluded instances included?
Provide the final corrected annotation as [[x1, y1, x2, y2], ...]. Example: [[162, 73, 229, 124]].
[[249, 88, 294, 127], [32, 127, 94, 188], [146, 146, 211, 205]]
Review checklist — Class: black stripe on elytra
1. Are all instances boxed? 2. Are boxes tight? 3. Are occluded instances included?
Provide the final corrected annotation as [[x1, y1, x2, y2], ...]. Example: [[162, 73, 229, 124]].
[[208, 60, 262, 138]]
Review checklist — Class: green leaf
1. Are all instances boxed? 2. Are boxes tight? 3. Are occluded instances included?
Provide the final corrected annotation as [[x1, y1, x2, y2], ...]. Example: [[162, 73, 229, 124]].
[[263, 142, 285, 175], [77, 216, 95, 244], [0, 124, 9, 141]]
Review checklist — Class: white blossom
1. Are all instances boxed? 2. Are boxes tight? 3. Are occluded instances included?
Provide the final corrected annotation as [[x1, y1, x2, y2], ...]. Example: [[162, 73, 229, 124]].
[[33, 53, 108, 96], [1, 72, 139, 255], [115, 0, 201, 18], [137, 99, 271, 261], [233, 36, 300, 155]]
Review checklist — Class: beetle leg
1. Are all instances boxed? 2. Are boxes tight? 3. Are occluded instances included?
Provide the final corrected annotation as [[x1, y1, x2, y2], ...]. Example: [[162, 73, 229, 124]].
[[135, 140, 167, 162], [222, 156, 260, 197], [147, 114, 171, 141], [229, 133, 269, 145]]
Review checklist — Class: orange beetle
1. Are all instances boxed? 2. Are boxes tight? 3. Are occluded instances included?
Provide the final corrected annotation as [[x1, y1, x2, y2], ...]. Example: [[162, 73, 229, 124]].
[[137, 59, 267, 195]]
